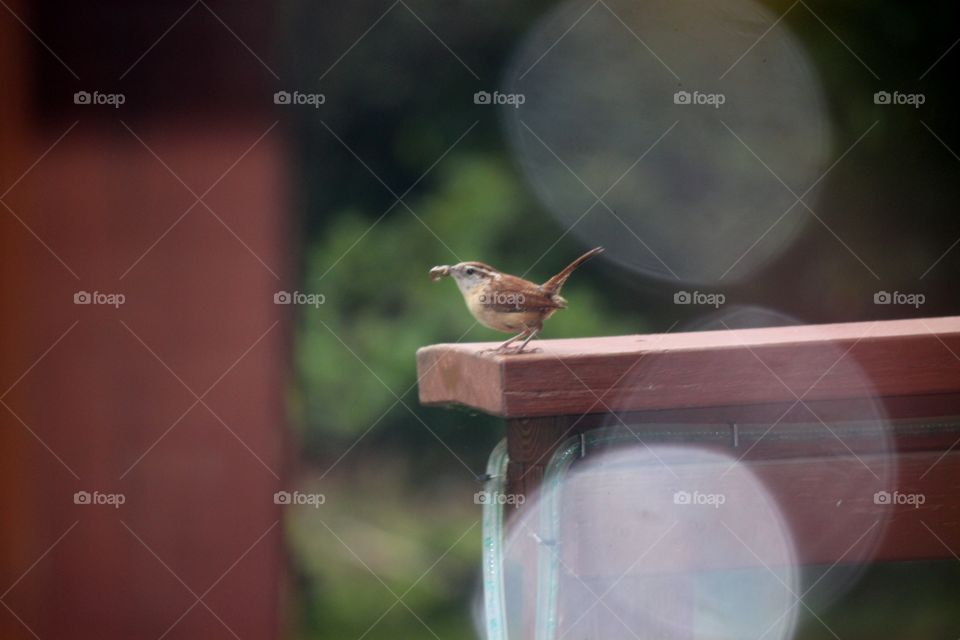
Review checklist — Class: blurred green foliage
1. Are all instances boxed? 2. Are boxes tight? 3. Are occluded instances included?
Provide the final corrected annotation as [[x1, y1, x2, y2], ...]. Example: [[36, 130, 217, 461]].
[[293, 154, 637, 440], [285, 471, 481, 640]]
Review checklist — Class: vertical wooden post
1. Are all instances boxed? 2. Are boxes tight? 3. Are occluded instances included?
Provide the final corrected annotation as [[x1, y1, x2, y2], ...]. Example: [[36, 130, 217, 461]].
[[504, 416, 569, 640], [0, 3, 37, 638], [506, 416, 569, 509]]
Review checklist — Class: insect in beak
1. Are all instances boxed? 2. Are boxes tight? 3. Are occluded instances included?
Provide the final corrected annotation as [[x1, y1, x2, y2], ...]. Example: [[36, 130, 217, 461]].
[[430, 265, 451, 281]]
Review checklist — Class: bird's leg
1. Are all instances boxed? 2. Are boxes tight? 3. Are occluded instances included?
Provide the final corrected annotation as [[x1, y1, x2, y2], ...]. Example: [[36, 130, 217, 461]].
[[495, 331, 526, 352], [496, 326, 540, 354], [480, 331, 525, 355], [514, 328, 540, 353]]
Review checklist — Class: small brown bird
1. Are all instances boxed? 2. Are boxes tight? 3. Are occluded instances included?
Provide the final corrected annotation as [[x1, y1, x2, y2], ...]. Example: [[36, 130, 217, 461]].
[[430, 247, 604, 353]]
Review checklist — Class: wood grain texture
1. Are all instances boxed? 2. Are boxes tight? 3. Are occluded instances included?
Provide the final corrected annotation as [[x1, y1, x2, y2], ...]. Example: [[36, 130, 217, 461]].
[[417, 317, 960, 419]]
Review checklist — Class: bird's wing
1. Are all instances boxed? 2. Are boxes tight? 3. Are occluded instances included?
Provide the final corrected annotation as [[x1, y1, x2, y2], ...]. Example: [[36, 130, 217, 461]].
[[479, 275, 563, 312]]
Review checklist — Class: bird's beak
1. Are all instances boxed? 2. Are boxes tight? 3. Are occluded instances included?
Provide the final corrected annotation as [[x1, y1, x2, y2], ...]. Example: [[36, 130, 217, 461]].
[[429, 265, 451, 281]]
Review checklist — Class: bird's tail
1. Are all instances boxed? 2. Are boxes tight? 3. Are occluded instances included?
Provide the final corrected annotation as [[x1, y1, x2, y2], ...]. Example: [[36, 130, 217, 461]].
[[541, 247, 604, 295]]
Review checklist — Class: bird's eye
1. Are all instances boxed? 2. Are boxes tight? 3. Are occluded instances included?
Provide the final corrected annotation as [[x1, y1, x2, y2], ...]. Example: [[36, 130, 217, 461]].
[[466, 267, 475, 276]]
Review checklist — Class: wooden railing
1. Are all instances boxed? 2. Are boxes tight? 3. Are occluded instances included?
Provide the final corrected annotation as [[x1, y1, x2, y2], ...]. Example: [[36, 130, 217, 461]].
[[417, 316, 960, 563]]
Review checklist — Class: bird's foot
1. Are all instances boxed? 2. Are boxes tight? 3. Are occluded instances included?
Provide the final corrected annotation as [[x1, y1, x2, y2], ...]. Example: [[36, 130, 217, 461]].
[[479, 345, 535, 355], [496, 344, 541, 355]]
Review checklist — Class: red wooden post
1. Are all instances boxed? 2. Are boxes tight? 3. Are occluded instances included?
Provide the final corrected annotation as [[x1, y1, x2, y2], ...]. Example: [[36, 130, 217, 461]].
[[0, 4, 36, 637], [0, 4, 288, 636]]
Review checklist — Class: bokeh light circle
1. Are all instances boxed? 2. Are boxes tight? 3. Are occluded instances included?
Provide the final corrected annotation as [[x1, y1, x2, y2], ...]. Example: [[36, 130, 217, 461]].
[[500, 446, 801, 639], [504, 0, 829, 284], [598, 306, 896, 610]]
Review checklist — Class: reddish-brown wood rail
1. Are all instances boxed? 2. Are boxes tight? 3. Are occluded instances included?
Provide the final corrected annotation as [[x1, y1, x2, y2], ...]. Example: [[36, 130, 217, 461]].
[[418, 317, 960, 632], [417, 316, 960, 419]]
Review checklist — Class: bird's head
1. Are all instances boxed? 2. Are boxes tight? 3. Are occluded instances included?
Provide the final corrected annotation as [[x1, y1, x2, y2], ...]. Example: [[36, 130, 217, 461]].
[[430, 262, 498, 295]]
